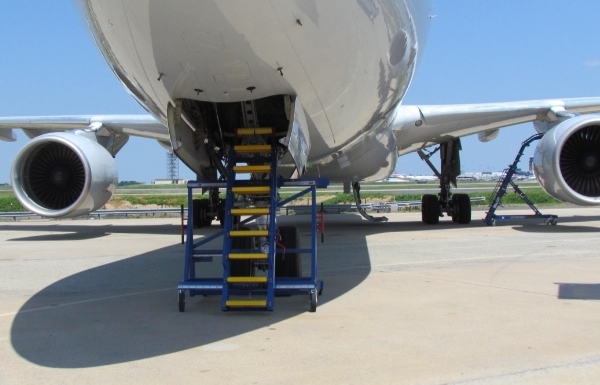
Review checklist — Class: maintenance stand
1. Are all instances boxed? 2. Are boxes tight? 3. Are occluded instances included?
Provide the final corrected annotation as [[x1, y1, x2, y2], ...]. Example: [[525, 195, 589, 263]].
[[483, 133, 558, 226], [177, 127, 328, 312]]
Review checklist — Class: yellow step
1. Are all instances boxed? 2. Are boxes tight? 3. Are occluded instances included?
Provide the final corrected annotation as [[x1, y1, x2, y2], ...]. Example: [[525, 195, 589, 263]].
[[232, 186, 270, 195], [230, 230, 269, 237], [229, 253, 268, 260], [231, 208, 270, 215], [236, 128, 273, 135], [233, 165, 271, 173], [227, 277, 268, 283], [234, 144, 271, 153], [226, 300, 267, 307]]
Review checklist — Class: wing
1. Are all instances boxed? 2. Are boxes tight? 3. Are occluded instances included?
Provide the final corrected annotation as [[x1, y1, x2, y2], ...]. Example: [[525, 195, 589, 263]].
[[0, 115, 168, 142], [391, 97, 600, 154]]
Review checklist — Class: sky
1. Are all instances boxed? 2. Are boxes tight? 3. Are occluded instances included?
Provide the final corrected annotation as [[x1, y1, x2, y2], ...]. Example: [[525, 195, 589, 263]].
[[1, 1, 600, 184]]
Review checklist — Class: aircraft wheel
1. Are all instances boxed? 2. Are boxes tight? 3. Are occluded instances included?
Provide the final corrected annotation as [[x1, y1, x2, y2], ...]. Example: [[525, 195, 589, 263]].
[[178, 291, 185, 312], [451, 195, 459, 222], [218, 200, 226, 228], [193, 200, 213, 227], [309, 290, 317, 313], [455, 194, 471, 224], [421, 194, 439, 225], [276, 226, 302, 277], [199, 200, 213, 227], [192, 199, 203, 228]]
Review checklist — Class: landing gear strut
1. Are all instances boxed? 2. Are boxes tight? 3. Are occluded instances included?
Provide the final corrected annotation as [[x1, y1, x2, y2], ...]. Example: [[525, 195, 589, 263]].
[[418, 139, 471, 225]]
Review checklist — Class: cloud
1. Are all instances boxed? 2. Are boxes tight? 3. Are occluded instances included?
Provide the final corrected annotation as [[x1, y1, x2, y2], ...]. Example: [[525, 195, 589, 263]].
[[584, 60, 600, 67]]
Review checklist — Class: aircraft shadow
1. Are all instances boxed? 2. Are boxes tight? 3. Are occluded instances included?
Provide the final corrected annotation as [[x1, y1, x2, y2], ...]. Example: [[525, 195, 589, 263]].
[[511, 224, 600, 234], [8, 214, 380, 368], [0, 223, 182, 241], [8, 212, 556, 368]]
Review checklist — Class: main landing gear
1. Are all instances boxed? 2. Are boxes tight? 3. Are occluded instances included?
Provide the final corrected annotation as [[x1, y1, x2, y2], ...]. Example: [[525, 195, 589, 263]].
[[418, 139, 471, 225]]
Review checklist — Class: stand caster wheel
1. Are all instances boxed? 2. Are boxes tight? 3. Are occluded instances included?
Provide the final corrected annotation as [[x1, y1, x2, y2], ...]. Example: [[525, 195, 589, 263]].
[[178, 291, 185, 312], [309, 290, 317, 313]]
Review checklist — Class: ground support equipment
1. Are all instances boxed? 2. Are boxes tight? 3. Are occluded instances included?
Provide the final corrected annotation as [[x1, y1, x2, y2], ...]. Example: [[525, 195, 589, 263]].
[[483, 133, 558, 226], [177, 127, 328, 312]]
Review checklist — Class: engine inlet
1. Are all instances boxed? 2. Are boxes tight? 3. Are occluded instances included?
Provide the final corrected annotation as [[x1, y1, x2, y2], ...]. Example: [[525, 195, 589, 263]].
[[560, 125, 600, 197], [25, 143, 86, 210]]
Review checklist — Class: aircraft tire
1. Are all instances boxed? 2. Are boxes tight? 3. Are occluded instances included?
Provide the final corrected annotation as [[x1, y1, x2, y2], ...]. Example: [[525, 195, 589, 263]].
[[451, 195, 459, 222], [192, 199, 203, 228], [193, 199, 213, 227], [422, 194, 439, 225], [456, 194, 471, 224], [276, 226, 302, 277], [218, 200, 226, 228], [199, 200, 213, 227]]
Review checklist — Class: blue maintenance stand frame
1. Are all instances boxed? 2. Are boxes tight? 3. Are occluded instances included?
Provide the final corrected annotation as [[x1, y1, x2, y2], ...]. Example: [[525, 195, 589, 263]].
[[483, 133, 558, 226], [177, 177, 329, 312]]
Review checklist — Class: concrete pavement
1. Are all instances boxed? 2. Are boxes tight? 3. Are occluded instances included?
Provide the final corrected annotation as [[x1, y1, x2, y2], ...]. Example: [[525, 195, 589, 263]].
[[1, 207, 600, 384]]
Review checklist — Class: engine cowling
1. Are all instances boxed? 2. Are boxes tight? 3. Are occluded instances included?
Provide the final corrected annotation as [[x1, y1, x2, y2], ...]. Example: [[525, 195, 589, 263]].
[[533, 114, 600, 206], [11, 132, 118, 218]]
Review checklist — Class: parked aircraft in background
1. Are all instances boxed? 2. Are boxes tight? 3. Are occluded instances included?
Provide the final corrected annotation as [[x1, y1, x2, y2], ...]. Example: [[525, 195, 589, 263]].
[[381, 173, 437, 183], [405, 175, 439, 184], [1, 0, 600, 227]]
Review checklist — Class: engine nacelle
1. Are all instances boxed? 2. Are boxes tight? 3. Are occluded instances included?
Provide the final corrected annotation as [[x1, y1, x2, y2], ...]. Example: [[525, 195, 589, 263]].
[[533, 114, 600, 206], [11, 132, 118, 218]]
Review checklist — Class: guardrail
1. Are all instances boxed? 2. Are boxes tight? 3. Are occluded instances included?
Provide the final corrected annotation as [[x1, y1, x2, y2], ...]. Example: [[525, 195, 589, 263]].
[[283, 197, 486, 215], [0, 208, 182, 221], [0, 197, 487, 221]]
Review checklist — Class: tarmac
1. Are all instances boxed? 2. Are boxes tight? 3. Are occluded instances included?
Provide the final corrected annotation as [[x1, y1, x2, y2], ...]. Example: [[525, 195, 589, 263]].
[[2, 206, 600, 384]]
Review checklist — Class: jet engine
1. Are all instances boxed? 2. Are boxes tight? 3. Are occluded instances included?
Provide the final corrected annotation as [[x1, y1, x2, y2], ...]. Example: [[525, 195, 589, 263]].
[[11, 132, 118, 218], [533, 114, 600, 205]]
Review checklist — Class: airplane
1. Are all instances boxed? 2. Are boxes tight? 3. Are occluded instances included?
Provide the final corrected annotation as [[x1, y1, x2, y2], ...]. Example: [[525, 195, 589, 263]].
[[404, 175, 439, 184], [1, 0, 600, 230], [379, 173, 410, 183]]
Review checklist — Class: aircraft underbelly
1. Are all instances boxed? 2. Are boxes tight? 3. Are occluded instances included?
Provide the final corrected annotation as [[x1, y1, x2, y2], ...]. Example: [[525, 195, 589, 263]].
[[81, 0, 430, 179]]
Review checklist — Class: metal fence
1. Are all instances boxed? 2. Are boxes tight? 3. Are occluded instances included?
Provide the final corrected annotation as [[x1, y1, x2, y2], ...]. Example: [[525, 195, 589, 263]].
[[0, 208, 181, 221], [0, 197, 487, 221]]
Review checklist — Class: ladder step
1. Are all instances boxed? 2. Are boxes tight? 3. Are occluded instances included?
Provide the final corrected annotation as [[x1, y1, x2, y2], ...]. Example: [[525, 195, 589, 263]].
[[232, 186, 270, 195], [230, 230, 269, 237], [233, 165, 271, 173], [227, 277, 268, 283], [229, 253, 268, 260], [231, 208, 270, 215], [234, 144, 272, 153], [236, 128, 273, 135], [226, 300, 267, 307]]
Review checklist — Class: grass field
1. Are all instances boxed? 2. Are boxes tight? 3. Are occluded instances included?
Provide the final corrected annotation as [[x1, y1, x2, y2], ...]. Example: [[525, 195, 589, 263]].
[[0, 182, 563, 213]]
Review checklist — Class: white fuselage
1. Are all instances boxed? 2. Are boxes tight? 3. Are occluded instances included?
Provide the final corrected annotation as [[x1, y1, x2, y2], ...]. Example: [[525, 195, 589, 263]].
[[79, 0, 432, 181]]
